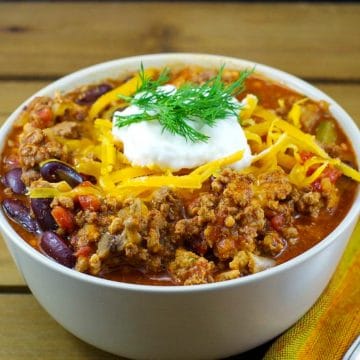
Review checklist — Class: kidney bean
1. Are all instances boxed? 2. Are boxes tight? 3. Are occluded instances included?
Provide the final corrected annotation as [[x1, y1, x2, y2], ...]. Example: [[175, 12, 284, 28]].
[[40, 231, 76, 268], [31, 198, 57, 231], [1, 168, 26, 194], [40, 161, 83, 187], [2, 199, 38, 233], [76, 84, 112, 105]]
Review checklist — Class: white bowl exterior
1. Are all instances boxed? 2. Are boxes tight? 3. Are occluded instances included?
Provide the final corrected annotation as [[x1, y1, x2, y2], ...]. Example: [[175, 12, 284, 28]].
[[3, 220, 356, 360], [1, 54, 359, 359]]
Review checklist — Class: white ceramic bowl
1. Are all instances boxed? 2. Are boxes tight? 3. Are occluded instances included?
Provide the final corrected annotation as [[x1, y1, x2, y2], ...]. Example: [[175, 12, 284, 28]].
[[1, 54, 359, 360]]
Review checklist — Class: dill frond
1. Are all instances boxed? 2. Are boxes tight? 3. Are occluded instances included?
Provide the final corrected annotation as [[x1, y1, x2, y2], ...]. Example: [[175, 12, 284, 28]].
[[114, 65, 253, 142]]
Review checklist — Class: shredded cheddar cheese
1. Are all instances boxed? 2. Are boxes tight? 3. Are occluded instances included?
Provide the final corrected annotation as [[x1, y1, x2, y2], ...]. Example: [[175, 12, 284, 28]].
[[287, 98, 307, 128], [28, 71, 360, 202], [240, 94, 258, 120], [244, 105, 360, 186], [89, 69, 156, 119]]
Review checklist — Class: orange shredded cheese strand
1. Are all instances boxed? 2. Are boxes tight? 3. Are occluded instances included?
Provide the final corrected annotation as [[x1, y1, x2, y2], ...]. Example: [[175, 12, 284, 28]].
[[75, 161, 101, 178], [245, 130, 262, 144], [29, 181, 102, 199], [273, 119, 329, 158], [109, 166, 156, 183], [287, 98, 307, 128], [89, 69, 156, 119], [114, 151, 244, 191], [116, 175, 203, 190], [253, 106, 278, 122], [246, 120, 272, 136], [191, 150, 244, 177], [277, 152, 296, 170], [240, 94, 258, 120], [336, 162, 360, 182], [94, 118, 117, 175], [251, 133, 289, 163]]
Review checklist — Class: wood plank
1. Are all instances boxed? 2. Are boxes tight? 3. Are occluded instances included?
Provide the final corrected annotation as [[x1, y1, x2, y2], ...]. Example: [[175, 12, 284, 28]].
[[0, 237, 25, 286], [0, 294, 270, 359], [0, 3, 359, 79], [0, 81, 49, 116], [316, 84, 360, 125], [0, 294, 122, 360]]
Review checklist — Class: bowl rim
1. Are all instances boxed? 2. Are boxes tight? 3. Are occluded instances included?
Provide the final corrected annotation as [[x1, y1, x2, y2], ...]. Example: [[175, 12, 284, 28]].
[[0, 52, 359, 293]]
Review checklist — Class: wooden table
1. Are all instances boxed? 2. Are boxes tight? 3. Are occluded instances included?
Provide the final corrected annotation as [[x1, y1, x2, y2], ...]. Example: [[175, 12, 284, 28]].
[[0, 2, 359, 359]]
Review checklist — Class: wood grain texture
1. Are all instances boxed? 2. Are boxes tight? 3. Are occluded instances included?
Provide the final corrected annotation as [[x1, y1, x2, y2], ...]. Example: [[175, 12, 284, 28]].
[[0, 3, 359, 79], [0, 293, 269, 360], [0, 238, 25, 286], [0, 295, 122, 360], [316, 84, 360, 124], [0, 81, 49, 116]]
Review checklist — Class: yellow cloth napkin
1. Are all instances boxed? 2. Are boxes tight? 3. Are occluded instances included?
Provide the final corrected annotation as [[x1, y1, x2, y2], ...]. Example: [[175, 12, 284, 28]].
[[264, 220, 360, 360]]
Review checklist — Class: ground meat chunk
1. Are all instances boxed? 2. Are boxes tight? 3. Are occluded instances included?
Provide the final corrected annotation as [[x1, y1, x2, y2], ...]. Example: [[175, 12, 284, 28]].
[[74, 210, 99, 227], [175, 217, 202, 237], [294, 188, 323, 217], [323, 144, 343, 159], [175, 169, 297, 266], [49, 121, 80, 139], [102, 196, 123, 212], [236, 203, 266, 231], [73, 196, 181, 274], [214, 270, 240, 282], [258, 170, 293, 201], [23, 96, 55, 129], [168, 248, 215, 285], [320, 178, 339, 210], [229, 250, 250, 274], [262, 231, 286, 256], [151, 187, 184, 222], [21, 168, 40, 186], [75, 224, 100, 248], [51, 196, 74, 210], [299, 102, 322, 134], [19, 124, 66, 169], [146, 210, 170, 254], [89, 254, 101, 275], [222, 172, 254, 208], [282, 226, 299, 244], [52, 95, 87, 122], [70, 167, 315, 283], [213, 236, 238, 260]]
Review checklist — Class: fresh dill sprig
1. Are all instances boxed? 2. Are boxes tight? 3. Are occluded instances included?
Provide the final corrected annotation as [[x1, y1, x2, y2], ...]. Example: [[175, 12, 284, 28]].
[[137, 62, 170, 93], [114, 65, 253, 143]]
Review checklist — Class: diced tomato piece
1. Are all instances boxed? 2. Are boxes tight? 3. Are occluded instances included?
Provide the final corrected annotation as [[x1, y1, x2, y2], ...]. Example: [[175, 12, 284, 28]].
[[311, 165, 342, 192], [322, 166, 342, 183], [36, 107, 53, 127], [51, 206, 75, 232], [78, 195, 101, 211], [270, 214, 285, 232], [306, 164, 318, 176], [300, 151, 314, 164], [74, 245, 92, 258], [311, 179, 322, 192]]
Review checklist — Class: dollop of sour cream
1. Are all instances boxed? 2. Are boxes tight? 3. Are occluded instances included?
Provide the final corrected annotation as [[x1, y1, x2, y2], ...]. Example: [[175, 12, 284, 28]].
[[112, 86, 252, 171]]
